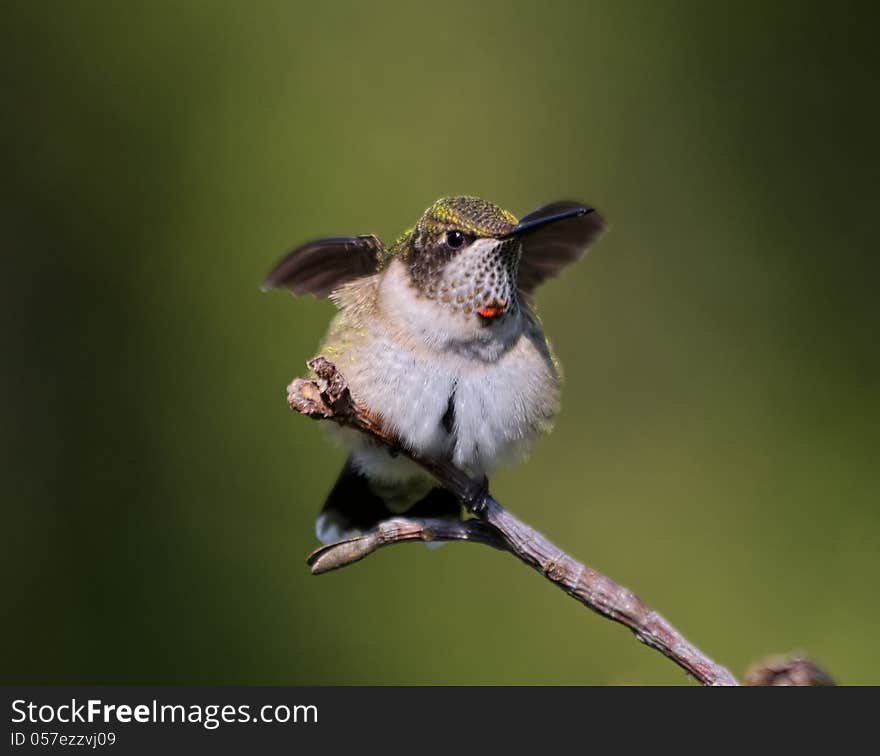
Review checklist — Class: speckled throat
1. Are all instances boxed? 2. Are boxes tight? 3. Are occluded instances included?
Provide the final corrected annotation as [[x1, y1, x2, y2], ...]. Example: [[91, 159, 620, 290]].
[[410, 236, 521, 319], [396, 196, 522, 321]]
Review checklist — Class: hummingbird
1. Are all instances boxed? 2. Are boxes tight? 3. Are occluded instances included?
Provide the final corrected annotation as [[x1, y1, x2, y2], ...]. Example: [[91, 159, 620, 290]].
[[264, 196, 606, 544]]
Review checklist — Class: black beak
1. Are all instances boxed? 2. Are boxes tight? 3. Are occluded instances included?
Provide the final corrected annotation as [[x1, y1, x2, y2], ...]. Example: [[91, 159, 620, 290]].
[[495, 206, 595, 240]]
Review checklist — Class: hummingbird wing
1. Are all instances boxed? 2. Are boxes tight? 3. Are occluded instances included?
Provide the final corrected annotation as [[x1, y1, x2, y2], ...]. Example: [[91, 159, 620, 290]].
[[261, 234, 383, 298], [517, 202, 607, 294]]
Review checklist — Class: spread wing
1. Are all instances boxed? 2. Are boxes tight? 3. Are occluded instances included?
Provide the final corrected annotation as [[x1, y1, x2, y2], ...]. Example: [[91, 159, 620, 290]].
[[517, 202, 607, 294], [261, 234, 383, 298]]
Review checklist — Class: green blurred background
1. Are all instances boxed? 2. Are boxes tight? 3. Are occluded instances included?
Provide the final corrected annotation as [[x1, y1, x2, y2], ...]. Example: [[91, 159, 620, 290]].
[[3, 1, 878, 685]]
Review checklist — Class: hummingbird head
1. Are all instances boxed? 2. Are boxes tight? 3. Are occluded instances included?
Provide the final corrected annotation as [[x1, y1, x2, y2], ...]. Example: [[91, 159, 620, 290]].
[[389, 196, 596, 327], [394, 196, 522, 324]]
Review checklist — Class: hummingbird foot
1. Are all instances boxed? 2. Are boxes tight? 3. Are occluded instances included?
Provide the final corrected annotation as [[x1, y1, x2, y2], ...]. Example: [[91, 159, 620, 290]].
[[461, 474, 490, 516]]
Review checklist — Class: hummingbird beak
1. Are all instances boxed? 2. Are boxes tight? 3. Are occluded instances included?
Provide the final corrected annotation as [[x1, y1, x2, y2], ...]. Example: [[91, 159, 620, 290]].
[[495, 206, 595, 240]]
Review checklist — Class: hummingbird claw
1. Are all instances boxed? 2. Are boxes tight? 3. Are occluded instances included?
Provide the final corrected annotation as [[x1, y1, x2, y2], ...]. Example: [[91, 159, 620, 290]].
[[462, 475, 490, 516]]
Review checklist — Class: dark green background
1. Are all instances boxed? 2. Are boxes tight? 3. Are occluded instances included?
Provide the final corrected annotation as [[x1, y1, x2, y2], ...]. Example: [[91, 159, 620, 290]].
[[3, 1, 878, 684]]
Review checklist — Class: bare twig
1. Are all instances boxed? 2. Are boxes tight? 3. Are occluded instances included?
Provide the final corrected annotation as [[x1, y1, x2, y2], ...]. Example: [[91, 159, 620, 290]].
[[287, 356, 832, 686], [307, 516, 506, 574]]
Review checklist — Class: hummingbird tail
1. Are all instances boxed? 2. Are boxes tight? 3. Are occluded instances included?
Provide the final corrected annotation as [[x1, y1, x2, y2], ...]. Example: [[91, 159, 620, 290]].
[[315, 458, 462, 545]]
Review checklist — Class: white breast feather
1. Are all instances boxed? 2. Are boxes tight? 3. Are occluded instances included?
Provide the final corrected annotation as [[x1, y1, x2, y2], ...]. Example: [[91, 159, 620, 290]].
[[324, 259, 559, 484]]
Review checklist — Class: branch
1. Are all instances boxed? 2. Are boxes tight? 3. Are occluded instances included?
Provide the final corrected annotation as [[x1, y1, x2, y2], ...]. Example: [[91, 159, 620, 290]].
[[287, 356, 833, 687], [306, 516, 506, 574]]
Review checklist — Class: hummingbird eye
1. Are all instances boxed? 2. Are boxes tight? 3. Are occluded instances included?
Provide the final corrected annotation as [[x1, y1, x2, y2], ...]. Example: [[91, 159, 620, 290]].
[[445, 229, 469, 250]]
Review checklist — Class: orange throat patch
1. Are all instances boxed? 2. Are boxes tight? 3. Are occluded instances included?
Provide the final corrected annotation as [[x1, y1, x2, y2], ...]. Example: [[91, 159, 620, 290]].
[[477, 298, 507, 322]]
